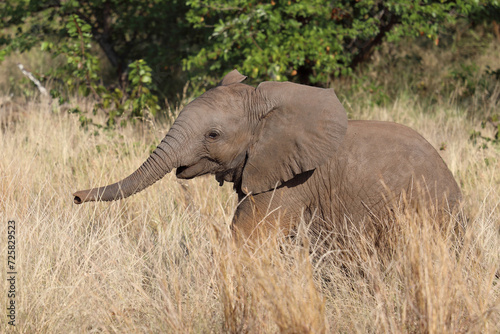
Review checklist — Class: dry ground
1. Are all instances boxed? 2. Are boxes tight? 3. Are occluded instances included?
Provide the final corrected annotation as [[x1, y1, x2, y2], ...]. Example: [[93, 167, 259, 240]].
[[1, 85, 499, 333]]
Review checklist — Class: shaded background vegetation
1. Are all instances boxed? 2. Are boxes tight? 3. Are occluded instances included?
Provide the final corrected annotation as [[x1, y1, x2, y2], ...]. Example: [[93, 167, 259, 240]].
[[1, 0, 499, 127]]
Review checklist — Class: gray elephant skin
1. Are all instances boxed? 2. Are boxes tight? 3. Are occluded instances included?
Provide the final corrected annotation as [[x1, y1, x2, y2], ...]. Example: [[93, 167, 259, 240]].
[[74, 70, 461, 243]]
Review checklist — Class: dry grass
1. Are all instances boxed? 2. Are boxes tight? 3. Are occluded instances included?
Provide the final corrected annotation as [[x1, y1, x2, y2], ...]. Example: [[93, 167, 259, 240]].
[[1, 70, 499, 332]]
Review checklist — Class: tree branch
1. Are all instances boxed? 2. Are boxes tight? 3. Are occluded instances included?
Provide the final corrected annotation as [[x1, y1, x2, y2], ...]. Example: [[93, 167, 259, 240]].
[[17, 63, 48, 97], [72, 2, 121, 69], [349, 10, 400, 71]]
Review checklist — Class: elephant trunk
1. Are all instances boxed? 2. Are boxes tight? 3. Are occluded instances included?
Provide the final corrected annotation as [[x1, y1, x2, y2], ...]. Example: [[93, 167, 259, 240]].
[[73, 138, 178, 204]]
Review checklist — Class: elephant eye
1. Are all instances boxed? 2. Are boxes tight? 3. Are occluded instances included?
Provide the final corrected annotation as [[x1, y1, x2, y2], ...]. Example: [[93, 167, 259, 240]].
[[207, 131, 220, 140]]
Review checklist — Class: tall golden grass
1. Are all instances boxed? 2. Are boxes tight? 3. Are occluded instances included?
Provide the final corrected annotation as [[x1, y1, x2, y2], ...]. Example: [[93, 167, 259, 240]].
[[1, 89, 498, 333], [1, 41, 499, 332]]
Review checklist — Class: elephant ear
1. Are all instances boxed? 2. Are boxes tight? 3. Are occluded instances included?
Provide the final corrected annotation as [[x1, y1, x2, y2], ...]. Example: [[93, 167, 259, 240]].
[[241, 81, 348, 194], [219, 69, 247, 86]]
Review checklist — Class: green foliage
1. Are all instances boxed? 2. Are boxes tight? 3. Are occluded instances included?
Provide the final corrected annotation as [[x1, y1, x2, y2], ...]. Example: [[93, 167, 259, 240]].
[[97, 60, 160, 128], [0, 0, 498, 121], [38, 14, 161, 129], [127, 60, 160, 118], [328, 13, 500, 114], [0, 0, 195, 98], [184, 0, 499, 86], [41, 15, 101, 97]]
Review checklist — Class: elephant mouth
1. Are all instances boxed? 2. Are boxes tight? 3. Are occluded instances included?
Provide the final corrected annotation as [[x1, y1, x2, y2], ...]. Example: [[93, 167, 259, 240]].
[[176, 165, 200, 179], [176, 160, 215, 179], [176, 165, 189, 177]]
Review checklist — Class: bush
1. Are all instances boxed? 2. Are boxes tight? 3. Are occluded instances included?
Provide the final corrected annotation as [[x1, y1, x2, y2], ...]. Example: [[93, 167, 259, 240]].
[[184, 0, 499, 86]]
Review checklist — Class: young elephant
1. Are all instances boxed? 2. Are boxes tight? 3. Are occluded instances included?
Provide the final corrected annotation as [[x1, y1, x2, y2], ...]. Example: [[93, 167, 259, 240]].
[[74, 70, 461, 243]]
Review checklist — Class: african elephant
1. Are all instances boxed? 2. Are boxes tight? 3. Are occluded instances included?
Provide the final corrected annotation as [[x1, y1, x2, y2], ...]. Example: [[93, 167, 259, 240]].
[[73, 70, 461, 244]]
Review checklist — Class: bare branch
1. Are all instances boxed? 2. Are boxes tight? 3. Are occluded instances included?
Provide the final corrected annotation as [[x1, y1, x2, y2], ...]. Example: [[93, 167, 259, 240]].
[[17, 64, 48, 97]]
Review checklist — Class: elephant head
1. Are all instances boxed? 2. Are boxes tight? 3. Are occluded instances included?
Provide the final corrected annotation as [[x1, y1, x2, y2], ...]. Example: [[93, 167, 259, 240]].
[[73, 70, 348, 204]]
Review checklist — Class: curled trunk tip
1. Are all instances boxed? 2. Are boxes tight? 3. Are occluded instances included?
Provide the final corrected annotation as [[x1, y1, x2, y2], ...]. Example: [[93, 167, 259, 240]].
[[74, 195, 82, 204], [73, 190, 95, 204]]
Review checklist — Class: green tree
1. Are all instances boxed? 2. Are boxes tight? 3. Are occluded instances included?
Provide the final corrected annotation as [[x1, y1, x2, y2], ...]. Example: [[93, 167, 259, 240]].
[[0, 0, 197, 94], [184, 0, 499, 86], [1, 0, 497, 103]]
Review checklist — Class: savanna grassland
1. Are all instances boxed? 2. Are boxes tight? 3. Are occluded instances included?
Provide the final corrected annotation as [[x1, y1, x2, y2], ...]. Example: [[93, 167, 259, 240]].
[[1, 41, 500, 333]]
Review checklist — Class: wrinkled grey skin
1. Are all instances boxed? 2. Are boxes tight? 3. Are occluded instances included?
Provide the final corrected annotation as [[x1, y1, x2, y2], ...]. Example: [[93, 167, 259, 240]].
[[74, 70, 461, 242]]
